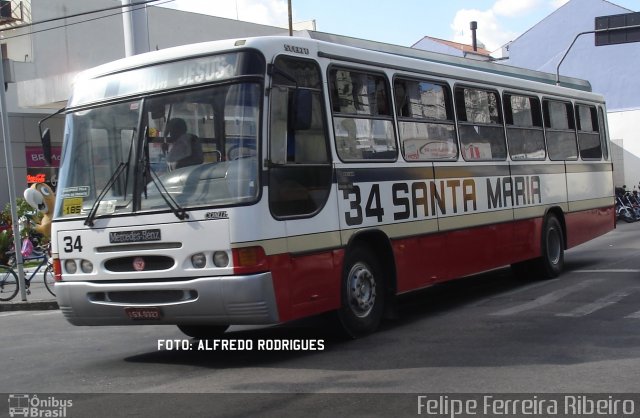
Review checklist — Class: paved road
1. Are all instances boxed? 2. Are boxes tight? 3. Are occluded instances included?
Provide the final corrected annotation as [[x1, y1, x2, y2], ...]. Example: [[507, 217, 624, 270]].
[[1, 223, 640, 416]]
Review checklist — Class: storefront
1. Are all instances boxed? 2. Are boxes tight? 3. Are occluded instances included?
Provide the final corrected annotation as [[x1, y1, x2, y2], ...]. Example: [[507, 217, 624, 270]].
[[25, 145, 61, 190]]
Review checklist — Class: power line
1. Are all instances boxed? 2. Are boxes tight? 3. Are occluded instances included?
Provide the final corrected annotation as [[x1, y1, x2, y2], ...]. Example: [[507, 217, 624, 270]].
[[2, 0, 167, 31], [0, 0, 175, 41]]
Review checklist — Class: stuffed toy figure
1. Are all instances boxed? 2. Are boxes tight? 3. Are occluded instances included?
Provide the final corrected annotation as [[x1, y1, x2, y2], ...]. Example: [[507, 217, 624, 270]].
[[23, 183, 56, 239]]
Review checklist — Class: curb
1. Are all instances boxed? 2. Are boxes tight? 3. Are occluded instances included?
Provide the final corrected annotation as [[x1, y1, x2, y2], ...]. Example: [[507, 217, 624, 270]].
[[0, 300, 59, 312]]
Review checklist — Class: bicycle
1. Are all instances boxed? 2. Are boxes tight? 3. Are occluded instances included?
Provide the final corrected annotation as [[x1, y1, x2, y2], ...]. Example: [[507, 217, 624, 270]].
[[0, 244, 55, 301]]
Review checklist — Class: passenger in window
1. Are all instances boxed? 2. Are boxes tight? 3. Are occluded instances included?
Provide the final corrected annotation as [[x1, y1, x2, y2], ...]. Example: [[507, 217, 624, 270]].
[[165, 118, 203, 170]]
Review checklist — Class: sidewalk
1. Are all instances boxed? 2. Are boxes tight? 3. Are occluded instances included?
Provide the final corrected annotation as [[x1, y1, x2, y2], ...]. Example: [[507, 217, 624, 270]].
[[0, 269, 59, 312]]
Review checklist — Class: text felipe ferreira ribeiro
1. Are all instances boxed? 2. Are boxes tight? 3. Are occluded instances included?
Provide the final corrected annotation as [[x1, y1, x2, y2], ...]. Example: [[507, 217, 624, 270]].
[[158, 339, 325, 351], [417, 395, 636, 417]]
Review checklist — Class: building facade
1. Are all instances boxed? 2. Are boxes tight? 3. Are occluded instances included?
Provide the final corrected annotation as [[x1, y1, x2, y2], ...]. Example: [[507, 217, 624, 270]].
[[0, 0, 286, 209], [498, 0, 638, 188]]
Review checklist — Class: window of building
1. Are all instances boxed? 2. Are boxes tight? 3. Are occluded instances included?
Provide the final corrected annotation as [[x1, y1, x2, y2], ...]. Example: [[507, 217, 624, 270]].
[[504, 94, 545, 160], [394, 78, 457, 161], [543, 99, 578, 161], [329, 68, 397, 161], [455, 87, 506, 161]]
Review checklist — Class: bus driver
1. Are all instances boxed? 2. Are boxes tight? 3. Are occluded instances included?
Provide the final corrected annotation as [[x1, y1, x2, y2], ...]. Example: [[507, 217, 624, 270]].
[[165, 118, 203, 169]]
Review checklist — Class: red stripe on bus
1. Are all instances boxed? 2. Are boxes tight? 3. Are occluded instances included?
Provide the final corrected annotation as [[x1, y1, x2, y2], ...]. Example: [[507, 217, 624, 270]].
[[267, 206, 614, 322]]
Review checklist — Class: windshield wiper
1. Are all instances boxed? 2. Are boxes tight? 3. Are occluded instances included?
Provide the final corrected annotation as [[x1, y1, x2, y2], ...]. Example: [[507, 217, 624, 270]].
[[84, 129, 136, 227], [140, 130, 189, 221], [84, 161, 128, 227]]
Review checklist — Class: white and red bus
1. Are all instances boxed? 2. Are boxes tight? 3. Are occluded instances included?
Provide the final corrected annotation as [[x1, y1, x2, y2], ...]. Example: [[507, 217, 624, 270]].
[[43, 34, 614, 338]]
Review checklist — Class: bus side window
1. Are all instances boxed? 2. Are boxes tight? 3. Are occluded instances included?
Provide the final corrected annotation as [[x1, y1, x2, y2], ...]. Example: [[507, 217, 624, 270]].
[[598, 107, 609, 160], [576, 104, 602, 160], [543, 99, 578, 161], [394, 78, 457, 161], [455, 87, 506, 161], [504, 94, 545, 160], [330, 68, 397, 161]]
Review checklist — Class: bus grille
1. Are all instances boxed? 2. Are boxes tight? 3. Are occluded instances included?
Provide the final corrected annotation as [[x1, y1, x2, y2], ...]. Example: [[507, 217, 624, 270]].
[[104, 256, 174, 272], [90, 290, 196, 304]]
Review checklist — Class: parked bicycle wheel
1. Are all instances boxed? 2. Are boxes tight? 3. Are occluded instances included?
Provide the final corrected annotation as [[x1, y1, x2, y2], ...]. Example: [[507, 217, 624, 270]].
[[43, 264, 56, 296], [0, 265, 19, 301]]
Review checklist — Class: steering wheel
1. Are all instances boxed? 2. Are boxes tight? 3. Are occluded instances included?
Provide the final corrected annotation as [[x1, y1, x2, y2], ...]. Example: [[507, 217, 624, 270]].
[[227, 145, 257, 160]]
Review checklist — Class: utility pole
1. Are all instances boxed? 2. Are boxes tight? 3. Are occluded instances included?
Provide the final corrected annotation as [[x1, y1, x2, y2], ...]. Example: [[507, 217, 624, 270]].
[[288, 0, 293, 36], [121, 0, 150, 56], [0, 58, 27, 301]]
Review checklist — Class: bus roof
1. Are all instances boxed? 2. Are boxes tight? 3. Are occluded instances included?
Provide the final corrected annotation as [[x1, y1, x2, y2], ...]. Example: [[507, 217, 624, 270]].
[[74, 32, 595, 98], [298, 30, 592, 92]]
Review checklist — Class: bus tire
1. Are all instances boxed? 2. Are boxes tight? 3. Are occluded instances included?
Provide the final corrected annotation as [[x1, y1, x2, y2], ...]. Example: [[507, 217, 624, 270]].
[[177, 324, 229, 339], [337, 246, 385, 338], [536, 215, 564, 279]]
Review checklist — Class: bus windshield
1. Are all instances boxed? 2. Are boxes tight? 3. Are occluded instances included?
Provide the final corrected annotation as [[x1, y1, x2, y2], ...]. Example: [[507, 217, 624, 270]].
[[54, 81, 261, 220]]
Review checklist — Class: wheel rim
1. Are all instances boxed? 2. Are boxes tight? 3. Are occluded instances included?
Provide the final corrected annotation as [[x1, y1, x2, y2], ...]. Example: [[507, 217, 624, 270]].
[[547, 226, 561, 265], [346, 262, 376, 318]]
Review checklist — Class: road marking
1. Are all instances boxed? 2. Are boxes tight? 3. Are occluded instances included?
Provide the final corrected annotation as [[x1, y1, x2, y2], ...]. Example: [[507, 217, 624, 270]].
[[556, 289, 637, 317], [572, 269, 640, 273], [498, 279, 560, 298], [490, 279, 602, 316], [468, 279, 559, 308], [0, 311, 23, 317], [625, 310, 640, 319]]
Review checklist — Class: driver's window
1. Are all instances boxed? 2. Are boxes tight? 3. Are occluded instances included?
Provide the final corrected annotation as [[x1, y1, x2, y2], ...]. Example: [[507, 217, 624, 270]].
[[268, 56, 332, 219]]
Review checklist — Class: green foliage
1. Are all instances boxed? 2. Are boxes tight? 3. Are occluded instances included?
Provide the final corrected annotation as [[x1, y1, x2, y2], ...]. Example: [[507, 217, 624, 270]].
[[0, 198, 46, 261], [0, 229, 12, 265], [2, 197, 34, 224]]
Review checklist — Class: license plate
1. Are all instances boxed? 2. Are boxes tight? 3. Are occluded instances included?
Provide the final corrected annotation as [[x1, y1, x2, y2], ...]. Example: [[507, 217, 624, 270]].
[[125, 307, 163, 320]]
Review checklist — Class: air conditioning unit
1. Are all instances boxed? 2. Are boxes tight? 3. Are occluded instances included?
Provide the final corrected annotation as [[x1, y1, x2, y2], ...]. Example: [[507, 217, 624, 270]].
[[0, 1, 11, 19]]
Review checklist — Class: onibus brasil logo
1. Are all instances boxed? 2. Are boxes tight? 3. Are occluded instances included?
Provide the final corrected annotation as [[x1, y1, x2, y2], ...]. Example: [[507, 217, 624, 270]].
[[8, 394, 73, 417]]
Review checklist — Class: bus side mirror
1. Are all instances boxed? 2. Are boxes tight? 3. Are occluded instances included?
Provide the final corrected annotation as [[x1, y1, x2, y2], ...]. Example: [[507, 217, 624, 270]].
[[290, 89, 312, 131], [38, 107, 65, 166], [40, 128, 52, 166]]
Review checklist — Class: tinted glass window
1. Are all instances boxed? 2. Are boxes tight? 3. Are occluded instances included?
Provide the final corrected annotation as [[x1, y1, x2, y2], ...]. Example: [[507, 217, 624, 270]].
[[395, 78, 457, 161], [455, 87, 506, 161], [330, 68, 397, 161], [505, 94, 545, 160], [544, 99, 577, 161], [576, 104, 602, 160]]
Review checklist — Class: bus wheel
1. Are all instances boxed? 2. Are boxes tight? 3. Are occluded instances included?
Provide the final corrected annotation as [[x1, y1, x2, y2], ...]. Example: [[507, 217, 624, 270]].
[[338, 247, 385, 338], [177, 324, 229, 339], [537, 215, 564, 278]]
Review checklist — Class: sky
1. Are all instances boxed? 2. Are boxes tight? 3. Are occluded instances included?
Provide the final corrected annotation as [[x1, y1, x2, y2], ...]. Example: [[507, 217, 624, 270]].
[[159, 0, 639, 54]]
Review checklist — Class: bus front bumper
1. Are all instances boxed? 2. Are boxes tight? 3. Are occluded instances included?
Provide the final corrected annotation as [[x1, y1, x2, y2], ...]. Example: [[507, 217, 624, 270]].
[[55, 273, 279, 326]]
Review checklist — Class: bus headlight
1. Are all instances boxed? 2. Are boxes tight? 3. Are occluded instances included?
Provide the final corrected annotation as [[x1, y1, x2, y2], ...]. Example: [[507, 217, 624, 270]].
[[64, 260, 77, 274], [213, 251, 229, 268], [80, 259, 94, 273], [191, 253, 207, 269]]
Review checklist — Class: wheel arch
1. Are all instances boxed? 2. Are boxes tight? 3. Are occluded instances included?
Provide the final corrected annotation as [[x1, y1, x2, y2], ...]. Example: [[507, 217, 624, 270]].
[[543, 206, 567, 249], [344, 229, 397, 298]]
